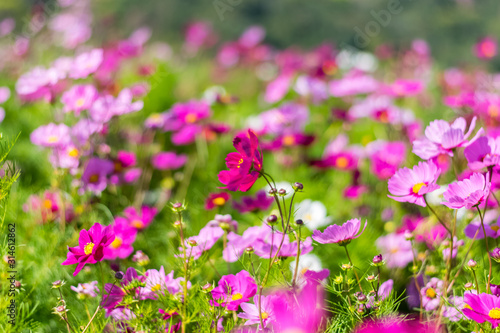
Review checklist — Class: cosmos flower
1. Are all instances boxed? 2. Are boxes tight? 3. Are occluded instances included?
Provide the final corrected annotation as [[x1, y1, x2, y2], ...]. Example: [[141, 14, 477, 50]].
[[103, 218, 138, 260], [211, 270, 257, 311], [71, 281, 100, 299], [366, 140, 406, 180], [61, 84, 98, 115], [69, 49, 103, 79], [354, 318, 437, 333], [218, 130, 263, 192], [312, 218, 367, 246], [311, 134, 362, 170], [375, 233, 414, 268], [387, 161, 441, 207], [142, 266, 189, 299], [62, 223, 115, 276], [464, 210, 500, 240], [81, 157, 115, 193], [232, 190, 273, 213], [464, 136, 500, 170], [238, 295, 279, 329], [123, 206, 158, 230], [102, 267, 144, 312], [421, 278, 444, 311], [151, 152, 187, 170], [329, 71, 379, 97], [382, 79, 423, 97], [31, 123, 72, 148], [442, 172, 490, 209], [294, 199, 332, 231], [413, 116, 484, 160], [205, 192, 231, 210], [463, 292, 500, 328], [89, 88, 144, 123]]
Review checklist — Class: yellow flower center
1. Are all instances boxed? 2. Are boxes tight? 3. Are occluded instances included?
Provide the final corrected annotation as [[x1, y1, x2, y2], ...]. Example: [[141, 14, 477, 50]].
[[463, 304, 472, 310], [89, 174, 99, 183], [185, 113, 198, 123], [489, 308, 500, 319], [283, 135, 295, 146], [492, 226, 500, 232], [75, 98, 85, 107], [48, 135, 59, 143], [231, 293, 243, 301], [111, 237, 122, 249], [84, 242, 94, 255], [300, 267, 309, 275], [378, 110, 389, 123], [43, 199, 53, 209], [426, 288, 437, 299], [132, 220, 144, 228], [213, 197, 226, 206], [261, 312, 269, 320], [237, 158, 244, 169], [390, 247, 399, 254], [68, 148, 79, 158], [335, 157, 349, 169], [412, 182, 426, 194], [151, 284, 162, 292]]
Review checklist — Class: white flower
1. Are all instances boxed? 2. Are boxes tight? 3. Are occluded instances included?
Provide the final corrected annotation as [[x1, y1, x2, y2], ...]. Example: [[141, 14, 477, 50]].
[[294, 199, 332, 231]]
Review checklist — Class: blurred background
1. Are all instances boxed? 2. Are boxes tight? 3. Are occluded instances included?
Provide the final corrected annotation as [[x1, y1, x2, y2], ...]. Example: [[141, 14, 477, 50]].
[[1, 0, 500, 67]]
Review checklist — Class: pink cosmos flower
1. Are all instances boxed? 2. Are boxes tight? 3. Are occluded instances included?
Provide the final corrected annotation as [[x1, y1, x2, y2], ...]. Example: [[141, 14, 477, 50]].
[[49, 145, 80, 170], [387, 161, 441, 207], [144, 113, 167, 129], [81, 158, 114, 193], [253, 232, 313, 258], [218, 130, 263, 192], [102, 267, 144, 313], [223, 225, 273, 262], [71, 119, 103, 145], [475, 37, 497, 59], [142, 266, 189, 300], [71, 281, 100, 299], [376, 233, 414, 268], [442, 172, 490, 209], [413, 116, 484, 160], [264, 72, 293, 104], [463, 292, 500, 328], [123, 206, 158, 230], [354, 318, 437, 333], [255, 103, 309, 136], [103, 218, 137, 260], [329, 71, 379, 97], [89, 88, 143, 123], [348, 95, 409, 124], [366, 140, 406, 180], [311, 134, 362, 170], [233, 190, 273, 213], [62, 223, 115, 276], [421, 277, 444, 311], [464, 136, 500, 170], [184, 21, 217, 54], [69, 49, 103, 79], [382, 79, 423, 97], [238, 295, 278, 329], [61, 84, 98, 115], [294, 75, 329, 105], [205, 192, 231, 210], [16, 66, 65, 102], [464, 210, 500, 239], [211, 270, 257, 311], [312, 218, 367, 246], [151, 152, 187, 170], [31, 123, 71, 148]]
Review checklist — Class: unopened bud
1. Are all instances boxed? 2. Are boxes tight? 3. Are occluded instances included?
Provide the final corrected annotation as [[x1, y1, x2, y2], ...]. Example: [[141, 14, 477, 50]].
[[266, 215, 278, 224], [464, 282, 474, 290], [278, 188, 287, 196], [268, 188, 277, 196], [467, 259, 477, 270], [293, 182, 303, 191], [295, 219, 304, 226], [115, 271, 124, 280], [188, 239, 198, 246], [372, 254, 383, 265], [245, 246, 254, 254], [404, 230, 414, 241], [341, 263, 352, 271]]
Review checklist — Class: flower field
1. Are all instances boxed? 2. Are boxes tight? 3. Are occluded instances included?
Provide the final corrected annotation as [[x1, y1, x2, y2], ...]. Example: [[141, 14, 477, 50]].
[[2, 1, 500, 332]]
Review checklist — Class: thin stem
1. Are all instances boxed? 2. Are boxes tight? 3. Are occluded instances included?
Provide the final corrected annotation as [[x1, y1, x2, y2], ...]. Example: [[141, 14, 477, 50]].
[[410, 239, 423, 321], [292, 228, 302, 287], [344, 245, 363, 292], [472, 270, 480, 294], [82, 305, 100, 333], [478, 206, 493, 293], [424, 195, 451, 235]]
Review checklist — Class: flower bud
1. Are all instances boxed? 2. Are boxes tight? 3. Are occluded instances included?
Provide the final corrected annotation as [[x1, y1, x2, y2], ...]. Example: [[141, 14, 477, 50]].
[[341, 263, 352, 271], [115, 271, 124, 280], [491, 248, 500, 263], [202, 283, 213, 293], [268, 188, 277, 196], [404, 230, 414, 241], [467, 259, 477, 270], [492, 283, 500, 297], [188, 239, 198, 246], [356, 304, 365, 314], [334, 275, 344, 284], [266, 215, 278, 224], [366, 275, 376, 282], [15, 281, 21, 288], [356, 293, 367, 303], [464, 282, 474, 290], [245, 246, 254, 254], [173, 220, 183, 228], [293, 182, 304, 191], [52, 280, 65, 289], [278, 188, 287, 196], [295, 219, 304, 226], [171, 202, 186, 212], [372, 254, 383, 266]]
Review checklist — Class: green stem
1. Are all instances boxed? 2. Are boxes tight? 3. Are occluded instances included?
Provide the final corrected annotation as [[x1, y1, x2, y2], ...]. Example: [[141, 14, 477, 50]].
[[344, 245, 363, 292], [477, 206, 492, 293]]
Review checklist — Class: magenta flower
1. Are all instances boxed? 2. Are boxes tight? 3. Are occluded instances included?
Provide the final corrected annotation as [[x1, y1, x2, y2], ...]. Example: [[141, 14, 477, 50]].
[[329, 71, 379, 97], [90, 88, 143, 123], [31, 123, 71, 148], [102, 267, 144, 312], [151, 152, 187, 170], [463, 292, 500, 328], [383, 79, 423, 97], [61, 84, 98, 115], [218, 130, 263, 192], [123, 206, 158, 230], [464, 211, 500, 240], [69, 48, 103, 79], [442, 172, 490, 209], [103, 218, 137, 260], [205, 192, 231, 210], [311, 134, 362, 170], [16, 66, 64, 102], [312, 218, 367, 246], [354, 319, 437, 333], [387, 161, 441, 207], [82, 158, 115, 193], [223, 226, 272, 262], [62, 223, 115, 276], [142, 266, 189, 299], [211, 270, 257, 311], [233, 190, 273, 213], [475, 36, 497, 59], [366, 140, 406, 180], [238, 295, 278, 329], [413, 116, 484, 160], [464, 136, 500, 170]]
